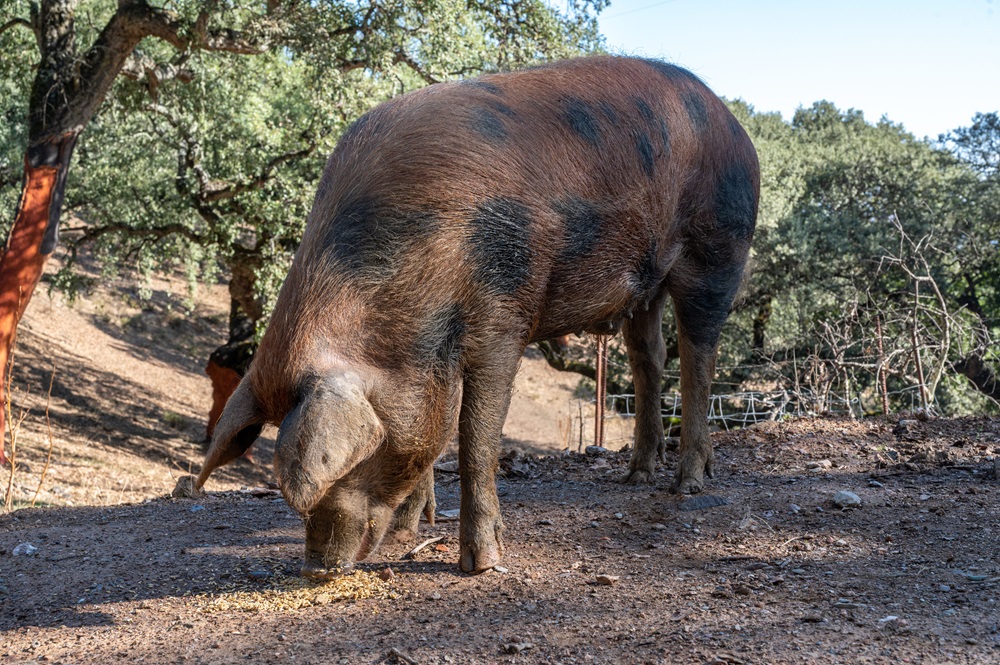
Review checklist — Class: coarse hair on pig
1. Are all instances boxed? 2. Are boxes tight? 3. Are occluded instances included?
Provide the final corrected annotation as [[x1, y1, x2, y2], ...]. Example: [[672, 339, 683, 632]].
[[196, 55, 759, 576]]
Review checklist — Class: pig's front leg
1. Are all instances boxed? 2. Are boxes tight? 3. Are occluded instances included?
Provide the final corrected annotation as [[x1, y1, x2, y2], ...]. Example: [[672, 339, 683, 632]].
[[458, 345, 521, 573]]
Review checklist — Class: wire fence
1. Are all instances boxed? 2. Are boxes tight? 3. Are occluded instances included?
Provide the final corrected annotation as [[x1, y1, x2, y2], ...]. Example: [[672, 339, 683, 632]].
[[564, 384, 928, 452]]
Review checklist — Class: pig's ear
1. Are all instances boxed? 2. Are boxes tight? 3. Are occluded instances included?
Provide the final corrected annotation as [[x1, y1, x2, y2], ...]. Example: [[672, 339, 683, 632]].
[[196, 379, 264, 489], [278, 373, 384, 483]]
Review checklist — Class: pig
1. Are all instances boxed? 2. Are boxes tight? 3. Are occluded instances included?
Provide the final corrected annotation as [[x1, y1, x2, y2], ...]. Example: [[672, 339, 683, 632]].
[[193, 55, 759, 576]]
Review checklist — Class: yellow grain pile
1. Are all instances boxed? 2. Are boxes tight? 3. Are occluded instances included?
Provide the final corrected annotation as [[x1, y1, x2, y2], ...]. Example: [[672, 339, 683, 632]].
[[198, 569, 397, 613]]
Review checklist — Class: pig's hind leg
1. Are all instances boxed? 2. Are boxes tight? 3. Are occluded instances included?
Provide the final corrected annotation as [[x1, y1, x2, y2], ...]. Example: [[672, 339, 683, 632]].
[[621, 286, 672, 484], [669, 257, 746, 494]]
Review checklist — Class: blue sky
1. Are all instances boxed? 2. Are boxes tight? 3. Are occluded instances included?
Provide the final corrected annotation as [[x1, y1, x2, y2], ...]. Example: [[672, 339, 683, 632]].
[[597, 0, 999, 140]]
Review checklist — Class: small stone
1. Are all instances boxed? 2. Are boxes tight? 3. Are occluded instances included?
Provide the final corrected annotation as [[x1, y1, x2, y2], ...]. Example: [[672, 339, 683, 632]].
[[313, 593, 332, 606], [652, 523, 668, 531], [834, 538, 848, 547], [679, 495, 729, 512], [428, 591, 442, 601], [537, 519, 553, 525], [189, 505, 205, 513], [938, 584, 951, 592], [434, 544, 450, 552], [433, 460, 459, 473], [878, 615, 899, 623], [807, 460, 833, 470], [378, 567, 395, 581], [171, 475, 203, 498], [789, 504, 801, 514], [595, 574, 619, 586], [791, 568, 806, 575], [613, 512, 624, 520], [585, 445, 609, 456], [493, 565, 509, 574], [247, 570, 272, 580], [503, 642, 534, 654], [12, 542, 38, 557], [869, 480, 884, 488], [832, 491, 862, 509]]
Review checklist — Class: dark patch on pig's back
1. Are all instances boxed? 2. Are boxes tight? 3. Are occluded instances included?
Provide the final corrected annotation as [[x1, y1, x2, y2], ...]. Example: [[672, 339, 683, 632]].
[[323, 198, 439, 276], [467, 197, 534, 295], [634, 98, 671, 164], [554, 197, 605, 262], [471, 108, 508, 142], [713, 162, 757, 241], [683, 91, 709, 133], [636, 134, 655, 177], [462, 79, 504, 96], [563, 98, 601, 148]]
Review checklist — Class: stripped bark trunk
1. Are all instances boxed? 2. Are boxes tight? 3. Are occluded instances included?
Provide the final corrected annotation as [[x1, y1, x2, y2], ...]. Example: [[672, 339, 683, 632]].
[[0, 138, 78, 466], [1, 0, 270, 462]]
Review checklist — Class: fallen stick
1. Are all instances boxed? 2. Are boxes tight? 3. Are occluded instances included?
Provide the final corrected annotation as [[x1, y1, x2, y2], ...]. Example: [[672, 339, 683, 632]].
[[388, 647, 418, 664], [402, 536, 445, 560]]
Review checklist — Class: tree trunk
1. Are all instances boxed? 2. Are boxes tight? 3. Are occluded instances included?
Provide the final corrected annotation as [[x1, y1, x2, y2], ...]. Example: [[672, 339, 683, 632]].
[[954, 354, 1000, 402], [0, 137, 77, 466], [1, 0, 263, 461]]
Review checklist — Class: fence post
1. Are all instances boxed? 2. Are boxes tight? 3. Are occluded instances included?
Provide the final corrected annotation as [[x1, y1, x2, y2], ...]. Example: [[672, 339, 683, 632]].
[[594, 335, 607, 448], [875, 313, 890, 416], [912, 282, 929, 412]]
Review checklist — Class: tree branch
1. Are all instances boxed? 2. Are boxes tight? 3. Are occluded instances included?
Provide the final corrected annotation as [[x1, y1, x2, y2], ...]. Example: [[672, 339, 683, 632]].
[[66, 221, 207, 246], [0, 17, 33, 38], [201, 143, 317, 202], [394, 50, 439, 84]]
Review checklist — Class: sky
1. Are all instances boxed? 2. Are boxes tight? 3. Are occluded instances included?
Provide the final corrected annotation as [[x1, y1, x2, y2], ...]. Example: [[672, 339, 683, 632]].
[[597, 0, 999, 140]]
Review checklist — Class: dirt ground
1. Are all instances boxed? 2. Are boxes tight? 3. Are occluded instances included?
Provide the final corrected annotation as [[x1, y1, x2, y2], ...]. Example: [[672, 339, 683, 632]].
[[3, 268, 1000, 664]]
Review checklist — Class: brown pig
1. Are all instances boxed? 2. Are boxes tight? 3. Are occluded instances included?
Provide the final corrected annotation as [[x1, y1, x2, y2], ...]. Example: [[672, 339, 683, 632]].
[[194, 55, 759, 576]]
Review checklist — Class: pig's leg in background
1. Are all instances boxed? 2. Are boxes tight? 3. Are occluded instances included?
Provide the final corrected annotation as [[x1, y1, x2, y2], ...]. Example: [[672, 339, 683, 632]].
[[621, 285, 671, 484], [457, 342, 522, 573], [390, 466, 437, 538]]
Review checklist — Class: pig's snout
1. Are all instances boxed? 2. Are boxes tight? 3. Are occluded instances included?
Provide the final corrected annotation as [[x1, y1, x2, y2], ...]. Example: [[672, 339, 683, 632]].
[[302, 492, 394, 578]]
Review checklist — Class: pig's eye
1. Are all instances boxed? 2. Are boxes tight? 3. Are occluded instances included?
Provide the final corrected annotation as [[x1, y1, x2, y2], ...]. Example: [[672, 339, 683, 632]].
[[322, 454, 330, 465]]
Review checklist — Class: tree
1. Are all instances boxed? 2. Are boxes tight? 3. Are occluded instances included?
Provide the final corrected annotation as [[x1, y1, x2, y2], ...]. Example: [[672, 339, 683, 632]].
[[0, 0, 606, 458]]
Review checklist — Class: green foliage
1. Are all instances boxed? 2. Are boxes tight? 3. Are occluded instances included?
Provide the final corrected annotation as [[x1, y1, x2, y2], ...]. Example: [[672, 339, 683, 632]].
[[1, 0, 606, 329]]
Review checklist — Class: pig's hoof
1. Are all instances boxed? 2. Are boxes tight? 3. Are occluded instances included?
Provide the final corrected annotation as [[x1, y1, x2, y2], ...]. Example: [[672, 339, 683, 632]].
[[460, 541, 502, 574], [672, 475, 705, 495], [673, 452, 713, 494], [621, 468, 653, 484]]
